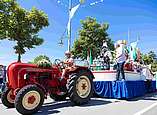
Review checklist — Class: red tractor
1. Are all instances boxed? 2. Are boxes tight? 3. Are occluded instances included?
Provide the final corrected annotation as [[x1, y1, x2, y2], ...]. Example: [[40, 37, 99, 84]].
[[1, 59, 94, 114]]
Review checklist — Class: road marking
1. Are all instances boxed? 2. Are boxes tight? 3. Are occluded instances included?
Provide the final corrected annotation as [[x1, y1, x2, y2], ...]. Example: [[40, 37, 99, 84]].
[[134, 102, 157, 115]]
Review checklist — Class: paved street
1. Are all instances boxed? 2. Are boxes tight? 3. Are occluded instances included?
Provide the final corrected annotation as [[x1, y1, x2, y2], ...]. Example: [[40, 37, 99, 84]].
[[1, 93, 157, 115]]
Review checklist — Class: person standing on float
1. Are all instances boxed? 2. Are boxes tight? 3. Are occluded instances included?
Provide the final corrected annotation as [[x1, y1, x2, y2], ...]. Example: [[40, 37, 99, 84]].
[[115, 41, 127, 80]]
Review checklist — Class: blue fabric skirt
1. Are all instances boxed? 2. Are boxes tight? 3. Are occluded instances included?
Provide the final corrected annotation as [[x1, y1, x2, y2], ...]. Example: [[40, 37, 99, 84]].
[[94, 80, 156, 99]]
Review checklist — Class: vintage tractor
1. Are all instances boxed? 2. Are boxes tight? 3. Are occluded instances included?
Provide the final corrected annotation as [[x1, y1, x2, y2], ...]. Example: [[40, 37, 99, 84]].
[[1, 60, 94, 114]]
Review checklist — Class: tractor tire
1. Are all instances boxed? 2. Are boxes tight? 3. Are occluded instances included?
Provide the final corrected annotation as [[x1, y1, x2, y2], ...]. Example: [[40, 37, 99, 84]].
[[15, 85, 44, 115], [50, 93, 67, 101], [1, 89, 15, 108], [67, 70, 93, 105]]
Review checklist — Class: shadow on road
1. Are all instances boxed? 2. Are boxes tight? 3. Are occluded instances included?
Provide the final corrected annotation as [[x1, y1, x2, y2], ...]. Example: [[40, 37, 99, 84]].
[[81, 98, 112, 107], [35, 98, 112, 115], [127, 92, 157, 101]]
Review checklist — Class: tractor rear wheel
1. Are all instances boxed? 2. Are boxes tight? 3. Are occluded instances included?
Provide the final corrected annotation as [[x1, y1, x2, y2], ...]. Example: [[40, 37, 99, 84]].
[[15, 85, 44, 115], [67, 70, 93, 105], [1, 88, 15, 108]]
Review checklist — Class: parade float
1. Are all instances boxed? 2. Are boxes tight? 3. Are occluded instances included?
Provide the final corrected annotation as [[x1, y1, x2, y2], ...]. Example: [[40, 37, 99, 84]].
[[92, 40, 156, 99]]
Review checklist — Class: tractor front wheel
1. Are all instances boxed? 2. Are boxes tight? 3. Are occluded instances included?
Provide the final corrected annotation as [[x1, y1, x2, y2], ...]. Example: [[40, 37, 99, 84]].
[[68, 70, 93, 105], [1, 88, 15, 108], [15, 85, 44, 115]]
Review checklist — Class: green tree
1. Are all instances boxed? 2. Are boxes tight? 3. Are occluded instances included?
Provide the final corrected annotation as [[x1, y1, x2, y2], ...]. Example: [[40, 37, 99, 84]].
[[142, 51, 157, 72], [142, 54, 153, 65], [0, 0, 49, 62], [72, 17, 114, 60], [32, 55, 51, 64], [142, 51, 156, 65], [29, 55, 52, 68], [151, 62, 157, 72], [148, 51, 157, 61]]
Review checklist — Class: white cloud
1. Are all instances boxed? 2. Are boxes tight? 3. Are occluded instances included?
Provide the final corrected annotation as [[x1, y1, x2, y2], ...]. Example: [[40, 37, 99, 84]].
[[57, 0, 61, 4], [90, 0, 104, 6]]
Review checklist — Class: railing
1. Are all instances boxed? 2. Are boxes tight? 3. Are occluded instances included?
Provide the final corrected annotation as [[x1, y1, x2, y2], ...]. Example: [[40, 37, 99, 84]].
[[74, 59, 116, 71], [74, 59, 89, 67]]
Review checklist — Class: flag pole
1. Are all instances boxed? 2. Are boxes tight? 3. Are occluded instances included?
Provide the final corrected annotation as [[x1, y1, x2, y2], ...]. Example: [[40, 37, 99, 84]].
[[67, 0, 84, 51], [68, 0, 72, 52], [128, 29, 130, 45]]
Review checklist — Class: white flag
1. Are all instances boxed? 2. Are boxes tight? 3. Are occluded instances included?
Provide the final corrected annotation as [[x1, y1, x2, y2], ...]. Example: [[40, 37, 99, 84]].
[[70, 4, 80, 19], [67, 4, 80, 37]]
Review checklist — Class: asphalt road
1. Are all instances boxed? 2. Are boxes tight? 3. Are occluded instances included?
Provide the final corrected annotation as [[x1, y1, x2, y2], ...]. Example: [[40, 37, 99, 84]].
[[1, 93, 157, 115]]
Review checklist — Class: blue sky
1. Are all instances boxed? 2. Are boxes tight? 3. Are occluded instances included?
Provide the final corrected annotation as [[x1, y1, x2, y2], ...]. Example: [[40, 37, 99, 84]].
[[0, 0, 157, 65]]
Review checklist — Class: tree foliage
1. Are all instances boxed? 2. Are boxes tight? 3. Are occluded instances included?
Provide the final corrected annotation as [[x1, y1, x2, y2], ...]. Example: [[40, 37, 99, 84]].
[[151, 62, 157, 72], [30, 55, 51, 64], [142, 51, 157, 72], [0, 0, 49, 62], [71, 17, 114, 60], [148, 51, 157, 60], [142, 54, 153, 65]]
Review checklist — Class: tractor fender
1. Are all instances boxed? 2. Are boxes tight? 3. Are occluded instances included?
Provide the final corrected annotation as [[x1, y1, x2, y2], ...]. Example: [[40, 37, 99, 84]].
[[70, 67, 94, 79]]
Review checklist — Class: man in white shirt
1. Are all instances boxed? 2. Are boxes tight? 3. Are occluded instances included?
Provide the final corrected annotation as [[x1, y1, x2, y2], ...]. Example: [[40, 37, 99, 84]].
[[115, 43, 127, 80]]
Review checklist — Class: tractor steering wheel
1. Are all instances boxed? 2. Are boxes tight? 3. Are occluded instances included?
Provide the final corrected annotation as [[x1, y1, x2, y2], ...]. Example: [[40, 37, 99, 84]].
[[54, 59, 65, 69], [54, 59, 62, 65]]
